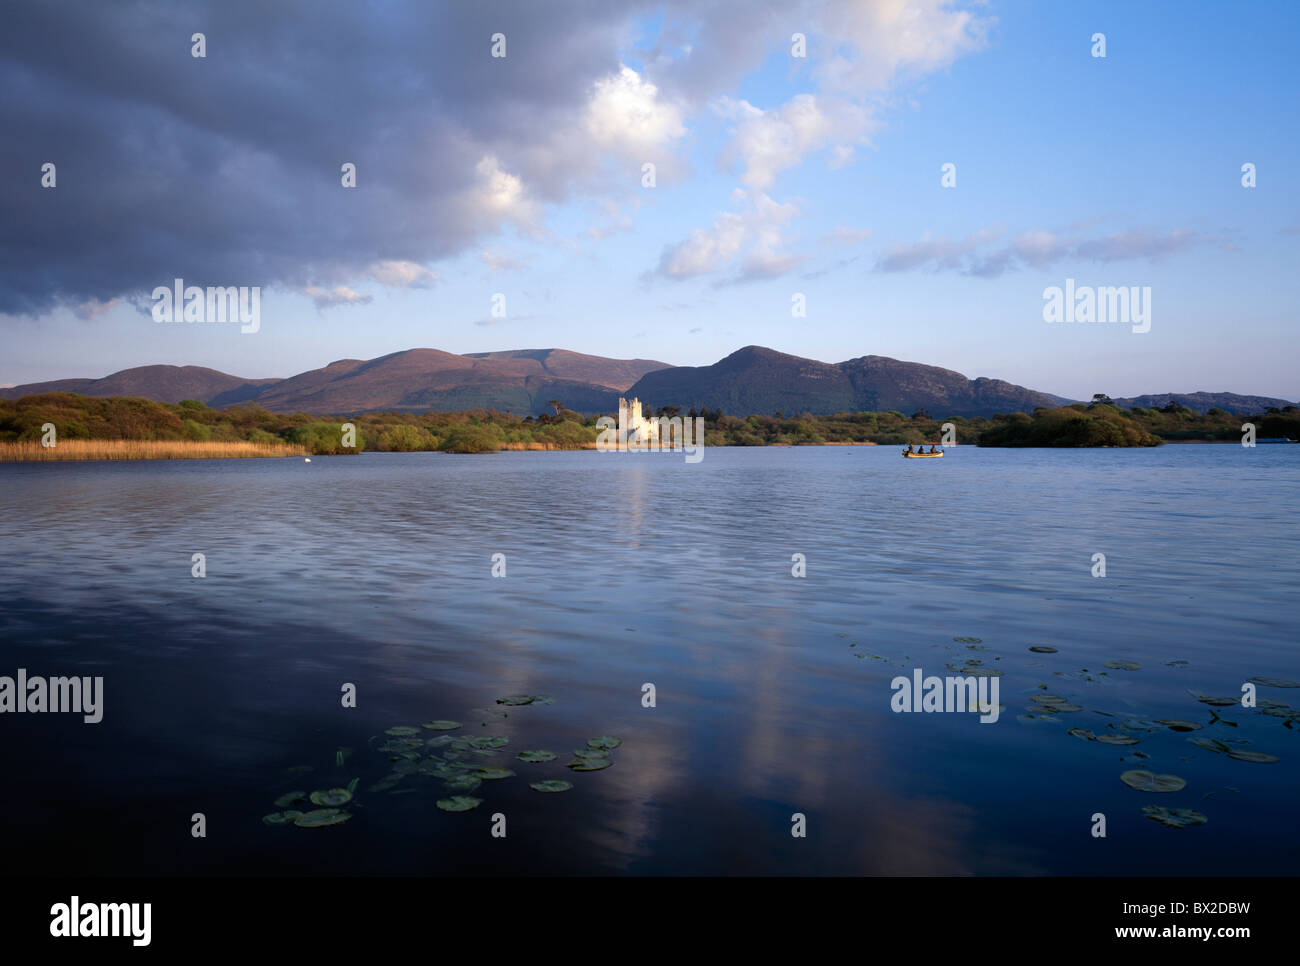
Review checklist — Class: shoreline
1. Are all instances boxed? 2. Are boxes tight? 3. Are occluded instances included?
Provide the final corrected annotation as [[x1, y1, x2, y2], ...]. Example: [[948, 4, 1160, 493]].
[[1, 438, 1278, 462]]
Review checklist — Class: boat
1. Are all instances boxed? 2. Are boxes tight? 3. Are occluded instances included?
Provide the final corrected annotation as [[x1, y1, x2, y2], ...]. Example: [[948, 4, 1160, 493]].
[[903, 446, 944, 458]]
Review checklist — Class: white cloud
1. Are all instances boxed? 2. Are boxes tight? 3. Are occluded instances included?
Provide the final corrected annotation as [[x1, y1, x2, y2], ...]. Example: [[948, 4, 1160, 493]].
[[876, 227, 1211, 277], [655, 190, 803, 282], [303, 285, 372, 308], [585, 65, 686, 158], [814, 0, 994, 93], [462, 155, 541, 234], [479, 250, 527, 274], [716, 94, 869, 191], [366, 260, 439, 287]]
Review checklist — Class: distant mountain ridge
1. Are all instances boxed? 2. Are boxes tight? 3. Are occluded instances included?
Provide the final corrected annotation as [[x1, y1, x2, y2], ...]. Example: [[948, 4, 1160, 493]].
[[627, 346, 1067, 419], [3, 347, 1292, 418], [1107, 392, 1298, 415], [0, 365, 279, 407]]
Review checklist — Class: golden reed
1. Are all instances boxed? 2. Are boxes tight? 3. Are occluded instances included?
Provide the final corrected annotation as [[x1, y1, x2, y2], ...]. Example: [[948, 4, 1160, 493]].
[[0, 439, 308, 461]]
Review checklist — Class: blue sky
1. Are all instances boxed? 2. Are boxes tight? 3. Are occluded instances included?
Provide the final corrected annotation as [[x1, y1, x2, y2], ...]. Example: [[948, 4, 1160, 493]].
[[3, 0, 1297, 400]]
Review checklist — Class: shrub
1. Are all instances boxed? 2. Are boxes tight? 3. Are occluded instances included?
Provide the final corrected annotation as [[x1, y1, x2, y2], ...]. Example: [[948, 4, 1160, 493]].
[[438, 425, 501, 453], [379, 424, 433, 452], [288, 422, 365, 454], [182, 419, 212, 441]]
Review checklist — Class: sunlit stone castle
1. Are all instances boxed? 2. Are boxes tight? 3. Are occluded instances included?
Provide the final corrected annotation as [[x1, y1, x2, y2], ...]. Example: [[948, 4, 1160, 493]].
[[598, 396, 704, 462], [618, 397, 660, 447]]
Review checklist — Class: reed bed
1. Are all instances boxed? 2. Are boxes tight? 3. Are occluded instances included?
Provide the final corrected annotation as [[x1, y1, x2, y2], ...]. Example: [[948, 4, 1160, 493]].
[[499, 440, 597, 451], [0, 439, 309, 461]]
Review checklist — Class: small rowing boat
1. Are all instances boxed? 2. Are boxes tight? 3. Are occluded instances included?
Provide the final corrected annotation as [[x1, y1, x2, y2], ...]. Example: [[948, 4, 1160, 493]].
[[903, 445, 944, 458]]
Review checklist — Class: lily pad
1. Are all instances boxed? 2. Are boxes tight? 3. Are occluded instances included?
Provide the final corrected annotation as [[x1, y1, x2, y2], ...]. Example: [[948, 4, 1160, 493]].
[[1068, 728, 1096, 741], [436, 796, 482, 812], [1195, 696, 1238, 707], [468, 735, 509, 750], [367, 775, 403, 793], [443, 774, 483, 792], [1120, 770, 1187, 793], [1142, 806, 1208, 829], [385, 726, 421, 736], [273, 791, 309, 808], [572, 748, 610, 760], [1187, 736, 1231, 754], [474, 767, 515, 780], [262, 810, 303, 826], [1117, 718, 1164, 733], [309, 788, 353, 807], [422, 720, 461, 731], [1158, 719, 1202, 732], [1104, 660, 1141, 670], [294, 808, 352, 828], [1261, 706, 1300, 719], [1249, 677, 1300, 688], [517, 750, 558, 763], [497, 695, 536, 706], [567, 757, 612, 771], [530, 780, 573, 793], [587, 736, 623, 750], [1097, 734, 1138, 745], [1032, 695, 1067, 704], [1028, 646, 1058, 653], [1227, 749, 1280, 763]]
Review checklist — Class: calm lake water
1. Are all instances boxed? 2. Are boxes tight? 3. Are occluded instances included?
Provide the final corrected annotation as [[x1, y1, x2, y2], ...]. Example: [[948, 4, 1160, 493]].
[[1, 445, 1296, 875]]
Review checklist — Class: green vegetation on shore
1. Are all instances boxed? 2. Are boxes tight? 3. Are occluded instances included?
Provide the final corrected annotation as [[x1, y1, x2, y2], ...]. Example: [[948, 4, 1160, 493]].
[[0, 392, 1295, 456]]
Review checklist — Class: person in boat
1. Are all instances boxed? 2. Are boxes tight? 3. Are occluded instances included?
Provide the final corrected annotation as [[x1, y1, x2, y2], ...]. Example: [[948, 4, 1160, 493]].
[[930, 445, 938, 453], [904, 444, 913, 454]]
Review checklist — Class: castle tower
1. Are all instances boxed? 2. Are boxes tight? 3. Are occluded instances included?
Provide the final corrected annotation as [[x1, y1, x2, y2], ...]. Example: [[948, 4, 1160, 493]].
[[617, 396, 659, 447]]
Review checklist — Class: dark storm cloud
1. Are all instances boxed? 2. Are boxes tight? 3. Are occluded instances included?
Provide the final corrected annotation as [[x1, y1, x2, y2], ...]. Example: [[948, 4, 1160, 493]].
[[0, 0, 648, 316]]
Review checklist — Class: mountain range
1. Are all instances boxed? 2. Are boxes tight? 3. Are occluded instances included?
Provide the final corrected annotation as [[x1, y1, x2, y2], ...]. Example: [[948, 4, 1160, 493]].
[[2, 347, 1293, 418]]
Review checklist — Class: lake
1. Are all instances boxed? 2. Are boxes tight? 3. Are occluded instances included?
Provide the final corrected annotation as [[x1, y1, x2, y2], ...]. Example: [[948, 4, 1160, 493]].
[[0, 444, 1296, 875]]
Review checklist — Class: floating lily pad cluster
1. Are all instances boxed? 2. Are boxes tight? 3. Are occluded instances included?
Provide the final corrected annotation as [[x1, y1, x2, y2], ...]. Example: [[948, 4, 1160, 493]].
[[891, 636, 1296, 832], [264, 778, 358, 828], [1142, 806, 1208, 829], [946, 658, 1003, 678], [567, 735, 621, 772], [266, 693, 623, 826]]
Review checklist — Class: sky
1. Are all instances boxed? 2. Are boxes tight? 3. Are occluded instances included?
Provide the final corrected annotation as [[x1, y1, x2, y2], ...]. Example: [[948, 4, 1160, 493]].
[[2, 0, 1297, 401]]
